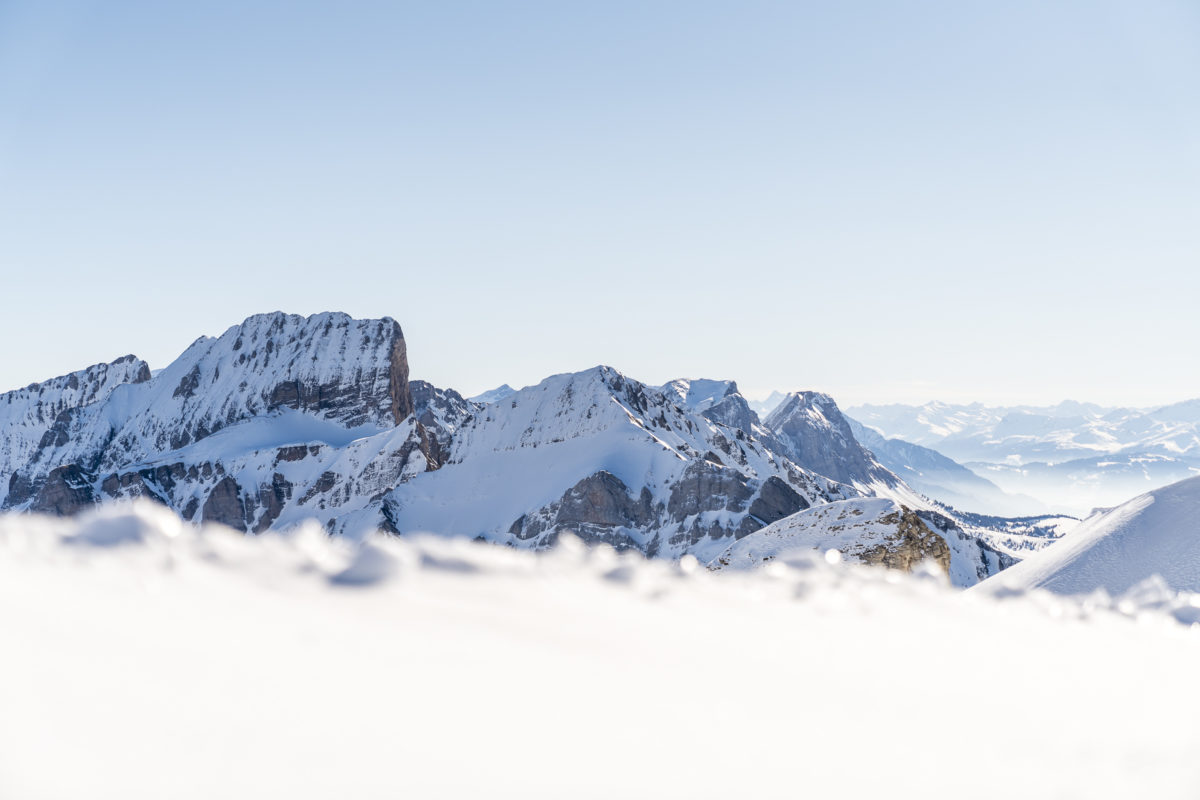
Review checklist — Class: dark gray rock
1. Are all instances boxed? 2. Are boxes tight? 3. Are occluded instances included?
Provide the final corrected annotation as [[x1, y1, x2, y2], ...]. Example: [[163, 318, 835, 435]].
[[746, 476, 808, 529], [29, 465, 96, 516], [252, 473, 292, 533], [202, 476, 247, 530], [765, 392, 894, 488], [667, 461, 754, 520], [410, 379, 479, 455]]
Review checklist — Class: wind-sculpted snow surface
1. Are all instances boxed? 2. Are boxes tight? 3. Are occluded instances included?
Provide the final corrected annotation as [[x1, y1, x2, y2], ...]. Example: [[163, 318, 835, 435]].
[[1, 503, 1199, 800], [977, 475, 1200, 596]]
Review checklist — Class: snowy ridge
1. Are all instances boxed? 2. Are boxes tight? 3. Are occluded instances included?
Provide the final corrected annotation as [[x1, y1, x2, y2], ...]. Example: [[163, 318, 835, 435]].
[[0, 355, 150, 503], [468, 383, 516, 405], [709, 497, 1008, 586], [27, 312, 410, 477], [2, 502, 1199, 799], [660, 378, 738, 414], [662, 377, 767, 436], [977, 475, 1200, 595]]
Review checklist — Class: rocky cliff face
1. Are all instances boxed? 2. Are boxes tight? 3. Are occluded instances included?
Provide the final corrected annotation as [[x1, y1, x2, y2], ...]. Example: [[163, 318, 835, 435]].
[[765, 391, 899, 490], [0, 355, 151, 505], [410, 379, 480, 457], [3, 312, 432, 537], [661, 379, 764, 436]]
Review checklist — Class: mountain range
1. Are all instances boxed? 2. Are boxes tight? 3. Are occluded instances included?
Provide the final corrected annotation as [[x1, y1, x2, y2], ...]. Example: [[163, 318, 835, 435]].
[[0, 311, 1085, 587], [848, 399, 1200, 515]]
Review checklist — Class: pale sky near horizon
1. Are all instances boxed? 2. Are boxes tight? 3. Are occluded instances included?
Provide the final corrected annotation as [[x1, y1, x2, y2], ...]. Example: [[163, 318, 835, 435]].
[[1, 1, 1198, 407]]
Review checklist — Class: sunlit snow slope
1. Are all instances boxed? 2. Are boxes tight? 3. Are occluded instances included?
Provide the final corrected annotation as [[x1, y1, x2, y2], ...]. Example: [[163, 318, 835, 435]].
[[977, 475, 1200, 595]]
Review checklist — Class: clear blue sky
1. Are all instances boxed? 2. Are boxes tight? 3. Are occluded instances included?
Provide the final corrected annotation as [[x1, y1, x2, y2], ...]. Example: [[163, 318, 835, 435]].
[[2, 0, 1197, 406]]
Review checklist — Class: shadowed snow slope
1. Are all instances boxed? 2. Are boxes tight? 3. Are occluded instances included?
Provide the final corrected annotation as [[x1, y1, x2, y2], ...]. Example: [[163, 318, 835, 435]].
[[1, 503, 1199, 800], [976, 475, 1200, 595]]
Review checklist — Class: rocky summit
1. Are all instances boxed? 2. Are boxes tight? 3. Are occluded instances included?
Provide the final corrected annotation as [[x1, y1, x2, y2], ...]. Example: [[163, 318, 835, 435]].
[[0, 311, 1038, 586]]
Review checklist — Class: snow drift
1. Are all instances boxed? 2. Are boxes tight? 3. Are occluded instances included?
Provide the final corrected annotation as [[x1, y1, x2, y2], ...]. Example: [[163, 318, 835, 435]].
[[977, 475, 1200, 596], [2, 503, 1199, 800]]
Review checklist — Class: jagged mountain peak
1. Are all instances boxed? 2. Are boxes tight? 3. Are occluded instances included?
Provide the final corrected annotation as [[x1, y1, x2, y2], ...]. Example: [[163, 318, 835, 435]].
[[765, 390, 841, 425], [9, 353, 149, 396], [764, 389, 902, 492], [2, 312, 420, 517], [469, 384, 516, 405], [0, 354, 153, 498], [660, 378, 740, 410], [661, 378, 764, 437]]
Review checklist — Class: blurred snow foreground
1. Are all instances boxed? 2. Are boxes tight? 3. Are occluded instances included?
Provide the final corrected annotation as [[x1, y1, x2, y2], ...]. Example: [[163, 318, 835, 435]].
[[3, 504, 1200, 800]]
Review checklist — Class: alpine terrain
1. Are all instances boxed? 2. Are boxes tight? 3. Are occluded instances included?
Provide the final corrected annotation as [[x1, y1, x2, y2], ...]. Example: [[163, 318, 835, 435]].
[[0, 310, 1065, 587]]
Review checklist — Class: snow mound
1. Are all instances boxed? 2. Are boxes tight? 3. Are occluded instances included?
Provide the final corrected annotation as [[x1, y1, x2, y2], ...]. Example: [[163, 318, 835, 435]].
[[976, 475, 1200, 596], [3, 503, 1200, 799]]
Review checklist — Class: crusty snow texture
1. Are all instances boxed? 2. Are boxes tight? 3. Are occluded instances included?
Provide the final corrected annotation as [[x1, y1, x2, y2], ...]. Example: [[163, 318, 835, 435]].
[[1, 503, 1199, 800]]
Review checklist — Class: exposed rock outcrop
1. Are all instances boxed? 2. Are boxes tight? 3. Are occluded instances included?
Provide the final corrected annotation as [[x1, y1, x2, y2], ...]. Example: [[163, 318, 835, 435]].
[[765, 391, 896, 488], [202, 476, 246, 530], [27, 465, 97, 516], [707, 498, 976, 581], [859, 507, 951, 574]]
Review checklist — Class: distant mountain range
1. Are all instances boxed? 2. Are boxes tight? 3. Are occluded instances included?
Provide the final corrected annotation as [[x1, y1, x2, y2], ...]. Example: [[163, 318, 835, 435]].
[[847, 400, 1200, 515], [0, 311, 1083, 587]]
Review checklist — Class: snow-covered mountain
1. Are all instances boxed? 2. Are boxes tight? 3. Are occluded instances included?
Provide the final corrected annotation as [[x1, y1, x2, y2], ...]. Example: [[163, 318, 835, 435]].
[[468, 384, 516, 405], [660, 378, 769, 437], [386, 368, 854, 563], [708, 497, 1007, 586], [975, 475, 1200, 596], [848, 399, 1200, 514], [746, 390, 788, 418], [2, 312, 435, 536], [0, 311, 1050, 584], [0, 354, 151, 498], [765, 391, 901, 491]]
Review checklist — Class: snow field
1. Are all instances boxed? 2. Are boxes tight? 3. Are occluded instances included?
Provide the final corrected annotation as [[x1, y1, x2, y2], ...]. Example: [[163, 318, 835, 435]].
[[2, 503, 1199, 799]]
